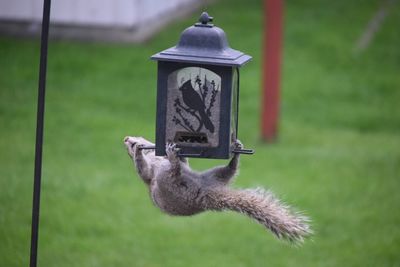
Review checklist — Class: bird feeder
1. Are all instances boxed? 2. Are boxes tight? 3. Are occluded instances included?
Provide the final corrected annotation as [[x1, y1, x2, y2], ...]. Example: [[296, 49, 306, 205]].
[[151, 12, 253, 159]]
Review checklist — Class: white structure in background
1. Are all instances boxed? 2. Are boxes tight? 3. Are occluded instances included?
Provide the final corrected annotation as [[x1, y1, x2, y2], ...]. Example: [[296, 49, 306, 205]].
[[0, 0, 208, 42]]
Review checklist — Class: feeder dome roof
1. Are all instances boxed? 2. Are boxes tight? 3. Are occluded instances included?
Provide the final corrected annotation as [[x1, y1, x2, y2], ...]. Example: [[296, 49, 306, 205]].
[[151, 12, 252, 67]]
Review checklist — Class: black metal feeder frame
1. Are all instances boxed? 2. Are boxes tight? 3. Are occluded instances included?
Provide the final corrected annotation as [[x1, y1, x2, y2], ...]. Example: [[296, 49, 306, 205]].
[[150, 12, 253, 159]]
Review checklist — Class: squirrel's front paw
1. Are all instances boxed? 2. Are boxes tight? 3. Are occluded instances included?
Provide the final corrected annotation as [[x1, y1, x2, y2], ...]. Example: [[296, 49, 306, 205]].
[[234, 139, 243, 150], [166, 142, 180, 160]]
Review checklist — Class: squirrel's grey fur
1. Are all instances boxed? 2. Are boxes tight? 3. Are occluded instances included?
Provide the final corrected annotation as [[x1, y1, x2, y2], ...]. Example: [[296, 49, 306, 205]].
[[124, 136, 311, 243]]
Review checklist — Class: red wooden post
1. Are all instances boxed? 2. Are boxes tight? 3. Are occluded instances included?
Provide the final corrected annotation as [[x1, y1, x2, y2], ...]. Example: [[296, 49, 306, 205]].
[[261, 0, 283, 142]]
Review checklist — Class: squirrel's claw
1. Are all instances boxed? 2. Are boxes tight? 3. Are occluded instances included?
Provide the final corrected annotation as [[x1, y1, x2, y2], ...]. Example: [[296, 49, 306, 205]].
[[166, 142, 180, 158], [234, 139, 243, 150]]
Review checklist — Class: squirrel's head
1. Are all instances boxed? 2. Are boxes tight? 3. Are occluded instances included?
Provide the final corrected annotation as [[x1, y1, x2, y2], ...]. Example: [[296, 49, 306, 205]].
[[124, 136, 153, 158]]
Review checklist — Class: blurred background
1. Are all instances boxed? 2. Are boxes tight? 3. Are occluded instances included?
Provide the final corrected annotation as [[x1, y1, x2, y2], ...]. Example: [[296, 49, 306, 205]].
[[0, 0, 399, 266]]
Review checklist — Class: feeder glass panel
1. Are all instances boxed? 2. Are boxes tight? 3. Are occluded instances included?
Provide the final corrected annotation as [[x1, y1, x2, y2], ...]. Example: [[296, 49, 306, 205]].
[[166, 67, 221, 147]]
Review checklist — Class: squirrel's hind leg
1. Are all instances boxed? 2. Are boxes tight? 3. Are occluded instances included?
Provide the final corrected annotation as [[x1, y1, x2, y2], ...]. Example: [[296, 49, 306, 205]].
[[201, 140, 242, 184], [202, 153, 240, 184]]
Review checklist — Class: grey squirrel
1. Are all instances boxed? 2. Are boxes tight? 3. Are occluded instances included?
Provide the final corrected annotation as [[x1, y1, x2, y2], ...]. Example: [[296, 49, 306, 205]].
[[124, 136, 311, 243]]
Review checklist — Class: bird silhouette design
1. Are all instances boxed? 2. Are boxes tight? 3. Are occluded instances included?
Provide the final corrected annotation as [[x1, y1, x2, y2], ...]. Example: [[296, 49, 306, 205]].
[[179, 79, 215, 133]]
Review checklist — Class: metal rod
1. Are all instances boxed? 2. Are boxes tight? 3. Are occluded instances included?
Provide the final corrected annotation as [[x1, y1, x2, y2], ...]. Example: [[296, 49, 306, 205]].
[[139, 145, 254, 155], [178, 153, 202, 157], [30, 1, 51, 267], [138, 145, 156, 150], [233, 148, 255, 155], [235, 68, 240, 139]]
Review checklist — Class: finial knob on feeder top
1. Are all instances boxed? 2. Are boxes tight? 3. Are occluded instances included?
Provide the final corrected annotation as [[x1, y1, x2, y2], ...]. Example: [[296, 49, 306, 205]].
[[196, 12, 213, 27]]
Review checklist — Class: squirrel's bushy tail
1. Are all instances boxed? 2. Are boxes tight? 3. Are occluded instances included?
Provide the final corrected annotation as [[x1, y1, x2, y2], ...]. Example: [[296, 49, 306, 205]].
[[204, 187, 312, 243]]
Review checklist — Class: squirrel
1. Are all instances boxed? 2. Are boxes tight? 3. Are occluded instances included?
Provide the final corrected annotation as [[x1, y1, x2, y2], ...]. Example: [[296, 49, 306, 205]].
[[124, 136, 311, 243]]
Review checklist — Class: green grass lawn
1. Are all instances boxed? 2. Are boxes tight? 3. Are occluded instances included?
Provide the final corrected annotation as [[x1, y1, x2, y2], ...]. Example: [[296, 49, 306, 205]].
[[1, 0, 400, 266]]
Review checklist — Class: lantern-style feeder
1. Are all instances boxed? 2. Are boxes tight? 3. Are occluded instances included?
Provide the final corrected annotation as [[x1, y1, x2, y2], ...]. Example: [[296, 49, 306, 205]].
[[151, 12, 253, 159]]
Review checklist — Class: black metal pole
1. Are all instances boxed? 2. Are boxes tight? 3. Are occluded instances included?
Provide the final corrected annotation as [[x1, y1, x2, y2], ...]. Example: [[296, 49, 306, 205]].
[[30, 0, 51, 266]]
